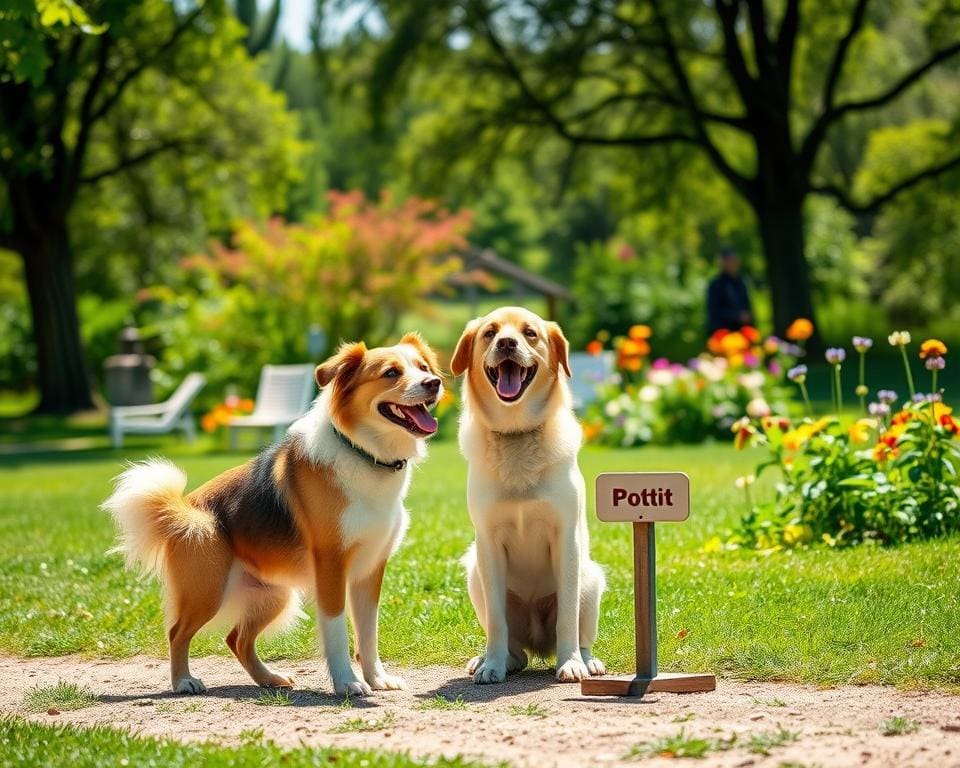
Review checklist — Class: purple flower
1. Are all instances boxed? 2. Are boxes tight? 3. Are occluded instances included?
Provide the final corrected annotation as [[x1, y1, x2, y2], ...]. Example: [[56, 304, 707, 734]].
[[670, 363, 686, 376], [868, 402, 890, 416], [852, 336, 873, 353], [768, 361, 782, 376], [652, 357, 670, 370], [916, 392, 943, 403], [912, 392, 926, 403], [877, 390, 897, 404], [787, 364, 807, 383], [825, 348, 846, 365], [926, 356, 946, 371], [687, 358, 700, 371], [743, 353, 760, 368]]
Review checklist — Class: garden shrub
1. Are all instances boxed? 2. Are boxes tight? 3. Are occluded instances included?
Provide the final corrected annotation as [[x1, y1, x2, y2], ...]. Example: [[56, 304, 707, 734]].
[[141, 191, 470, 407]]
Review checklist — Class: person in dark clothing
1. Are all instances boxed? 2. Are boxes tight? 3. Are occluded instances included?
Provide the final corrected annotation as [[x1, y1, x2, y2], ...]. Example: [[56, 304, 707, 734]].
[[706, 247, 753, 334]]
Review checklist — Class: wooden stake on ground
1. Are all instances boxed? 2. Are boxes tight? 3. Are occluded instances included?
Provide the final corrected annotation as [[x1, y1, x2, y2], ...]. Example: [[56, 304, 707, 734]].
[[581, 473, 716, 697]]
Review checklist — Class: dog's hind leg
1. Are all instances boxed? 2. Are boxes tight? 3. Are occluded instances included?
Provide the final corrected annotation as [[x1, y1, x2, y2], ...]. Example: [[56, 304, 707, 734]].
[[164, 534, 233, 694], [226, 584, 296, 689], [578, 560, 606, 676]]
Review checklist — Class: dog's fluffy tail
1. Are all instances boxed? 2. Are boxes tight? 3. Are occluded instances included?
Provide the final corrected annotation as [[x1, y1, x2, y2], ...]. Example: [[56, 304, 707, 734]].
[[102, 458, 216, 578]]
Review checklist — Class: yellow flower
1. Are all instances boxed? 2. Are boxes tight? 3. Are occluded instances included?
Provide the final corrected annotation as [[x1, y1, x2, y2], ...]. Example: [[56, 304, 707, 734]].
[[628, 324, 652, 340], [785, 318, 814, 341], [888, 330, 912, 346], [848, 418, 876, 445], [783, 523, 812, 546], [919, 338, 947, 359]]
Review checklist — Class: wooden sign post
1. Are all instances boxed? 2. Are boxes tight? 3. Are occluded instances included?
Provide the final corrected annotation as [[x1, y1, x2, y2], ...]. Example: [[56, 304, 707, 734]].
[[581, 472, 716, 697]]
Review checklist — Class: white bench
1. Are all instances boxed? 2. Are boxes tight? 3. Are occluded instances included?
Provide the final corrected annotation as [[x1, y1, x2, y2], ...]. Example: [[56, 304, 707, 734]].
[[109, 373, 206, 448], [228, 364, 316, 448], [568, 351, 615, 410]]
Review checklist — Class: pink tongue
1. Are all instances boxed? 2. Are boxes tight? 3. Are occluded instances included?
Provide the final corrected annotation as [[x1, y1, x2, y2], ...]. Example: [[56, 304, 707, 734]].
[[400, 404, 438, 434], [496, 362, 523, 398]]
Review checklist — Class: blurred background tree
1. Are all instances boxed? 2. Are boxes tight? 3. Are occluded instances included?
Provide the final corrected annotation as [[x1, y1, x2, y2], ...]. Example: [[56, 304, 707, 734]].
[[0, 0, 302, 412], [326, 0, 960, 347]]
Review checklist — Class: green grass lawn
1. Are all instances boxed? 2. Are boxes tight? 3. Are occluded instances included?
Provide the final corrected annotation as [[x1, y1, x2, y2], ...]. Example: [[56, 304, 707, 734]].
[[0, 717, 498, 768], [1, 435, 959, 690]]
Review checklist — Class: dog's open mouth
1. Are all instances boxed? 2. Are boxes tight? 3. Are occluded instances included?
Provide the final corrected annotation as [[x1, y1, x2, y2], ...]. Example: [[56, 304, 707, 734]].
[[485, 360, 538, 402], [378, 401, 438, 435]]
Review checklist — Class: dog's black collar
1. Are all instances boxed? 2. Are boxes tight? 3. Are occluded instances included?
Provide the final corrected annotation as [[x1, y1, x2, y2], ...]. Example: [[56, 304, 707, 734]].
[[332, 426, 407, 472]]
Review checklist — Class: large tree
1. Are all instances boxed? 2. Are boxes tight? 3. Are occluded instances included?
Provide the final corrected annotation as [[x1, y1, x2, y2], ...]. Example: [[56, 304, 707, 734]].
[[0, 0, 301, 413], [337, 0, 960, 340]]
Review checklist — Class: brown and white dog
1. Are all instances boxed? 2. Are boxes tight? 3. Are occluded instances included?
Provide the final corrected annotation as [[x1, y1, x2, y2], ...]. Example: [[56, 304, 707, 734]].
[[103, 334, 443, 696], [451, 307, 606, 684]]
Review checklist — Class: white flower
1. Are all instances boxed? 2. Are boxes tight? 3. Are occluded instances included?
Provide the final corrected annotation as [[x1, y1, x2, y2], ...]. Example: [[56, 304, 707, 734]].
[[746, 397, 771, 418], [888, 331, 912, 346], [734, 475, 756, 489], [604, 399, 622, 417], [738, 372, 765, 391], [639, 385, 661, 403], [648, 369, 674, 386]]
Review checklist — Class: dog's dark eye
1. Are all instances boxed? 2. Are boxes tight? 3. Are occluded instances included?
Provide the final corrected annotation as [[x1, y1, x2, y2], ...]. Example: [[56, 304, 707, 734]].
[[383, 368, 400, 378], [523, 328, 537, 339], [483, 328, 496, 340], [418, 363, 430, 372]]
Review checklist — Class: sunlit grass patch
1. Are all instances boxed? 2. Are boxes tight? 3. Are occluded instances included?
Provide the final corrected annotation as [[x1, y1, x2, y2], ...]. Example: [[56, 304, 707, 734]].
[[22, 681, 98, 713], [330, 712, 397, 733]]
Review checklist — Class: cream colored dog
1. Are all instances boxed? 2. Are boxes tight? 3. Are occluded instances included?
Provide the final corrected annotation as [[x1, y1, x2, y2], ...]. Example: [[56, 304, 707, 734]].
[[451, 307, 606, 684]]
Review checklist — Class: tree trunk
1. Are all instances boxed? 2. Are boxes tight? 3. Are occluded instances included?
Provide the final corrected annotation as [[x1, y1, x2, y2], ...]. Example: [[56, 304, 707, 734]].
[[755, 201, 823, 352], [17, 217, 94, 414]]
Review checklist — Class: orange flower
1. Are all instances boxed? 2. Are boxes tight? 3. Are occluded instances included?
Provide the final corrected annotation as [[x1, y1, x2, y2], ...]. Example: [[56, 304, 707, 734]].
[[707, 329, 728, 356], [720, 331, 749, 355], [201, 414, 218, 433], [891, 410, 912, 426], [785, 318, 814, 341], [621, 357, 643, 372], [873, 443, 900, 462], [586, 339, 603, 356], [740, 325, 760, 343], [238, 398, 255, 412], [919, 339, 947, 359], [940, 414, 960, 435], [628, 324, 652, 340], [619, 338, 650, 357]]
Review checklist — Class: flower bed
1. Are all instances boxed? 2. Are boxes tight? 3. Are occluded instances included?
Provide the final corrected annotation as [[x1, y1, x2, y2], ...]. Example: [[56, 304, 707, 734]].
[[582, 325, 801, 446], [730, 332, 959, 549]]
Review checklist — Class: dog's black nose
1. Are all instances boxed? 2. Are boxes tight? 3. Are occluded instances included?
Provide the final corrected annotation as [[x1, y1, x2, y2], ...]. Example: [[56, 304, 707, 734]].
[[496, 337, 518, 350], [422, 377, 441, 393]]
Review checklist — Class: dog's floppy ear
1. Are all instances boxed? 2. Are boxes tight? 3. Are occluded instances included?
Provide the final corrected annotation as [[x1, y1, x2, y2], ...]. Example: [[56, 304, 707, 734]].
[[547, 322, 572, 378], [450, 320, 480, 377], [400, 331, 441, 376], [315, 341, 367, 388]]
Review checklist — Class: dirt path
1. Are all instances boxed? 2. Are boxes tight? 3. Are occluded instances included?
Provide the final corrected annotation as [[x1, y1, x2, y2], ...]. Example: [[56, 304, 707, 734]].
[[4, 654, 959, 767]]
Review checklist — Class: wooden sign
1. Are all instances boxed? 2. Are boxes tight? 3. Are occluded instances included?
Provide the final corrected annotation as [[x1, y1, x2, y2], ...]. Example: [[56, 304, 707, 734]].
[[582, 471, 715, 698], [596, 472, 690, 522]]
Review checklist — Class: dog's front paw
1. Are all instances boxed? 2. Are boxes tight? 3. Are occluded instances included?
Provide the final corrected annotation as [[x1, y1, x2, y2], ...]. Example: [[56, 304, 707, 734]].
[[366, 671, 406, 691], [556, 657, 589, 683], [173, 675, 206, 695], [473, 657, 507, 684], [336, 679, 373, 697], [585, 656, 606, 676]]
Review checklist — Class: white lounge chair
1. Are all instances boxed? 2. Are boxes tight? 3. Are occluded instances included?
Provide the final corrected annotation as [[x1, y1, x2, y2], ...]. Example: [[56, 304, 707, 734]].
[[109, 372, 206, 448], [227, 364, 316, 449], [568, 351, 615, 410]]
